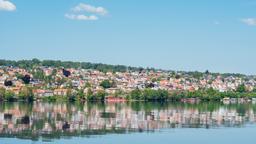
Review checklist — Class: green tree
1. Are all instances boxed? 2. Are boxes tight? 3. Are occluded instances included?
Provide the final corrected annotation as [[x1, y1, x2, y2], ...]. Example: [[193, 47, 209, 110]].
[[0, 87, 5, 100], [100, 80, 113, 89], [77, 89, 85, 101], [66, 88, 74, 101], [236, 84, 246, 93], [86, 88, 94, 101], [19, 86, 34, 101], [32, 69, 45, 80], [51, 69, 57, 76], [130, 89, 142, 100], [85, 82, 91, 88], [114, 89, 123, 97], [4, 90, 15, 101], [95, 90, 106, 101]]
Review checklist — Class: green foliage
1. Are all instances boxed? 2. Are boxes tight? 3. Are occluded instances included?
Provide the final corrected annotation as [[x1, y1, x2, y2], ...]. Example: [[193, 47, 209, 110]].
[[43, 96, 57, 102], [87, 90, 106, 101], [76, 89, 85, 101], [95, 91, 106, 101], [85, 82, 91, 88], [130, 89, 142, 100], [18, 86, 34, 102], [236, 84, 246, 93], [0, 59, 143, 73], [4, 90, 15, 101], [130, 89, 168, 101], [113, 89, 124, 97], [100, 80, 113, 89], [66, 89, 74, 101], [0, 87, 5, 100], [129, 88, 256, 102], [32, 68, 45, 80]]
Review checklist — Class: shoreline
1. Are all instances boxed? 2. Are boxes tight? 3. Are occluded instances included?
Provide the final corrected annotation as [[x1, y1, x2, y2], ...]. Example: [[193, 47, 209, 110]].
[[0, 96, 255, 104]]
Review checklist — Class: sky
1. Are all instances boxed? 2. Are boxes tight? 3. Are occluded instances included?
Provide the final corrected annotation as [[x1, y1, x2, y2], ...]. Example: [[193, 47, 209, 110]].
[[0, 0, 256, 74]]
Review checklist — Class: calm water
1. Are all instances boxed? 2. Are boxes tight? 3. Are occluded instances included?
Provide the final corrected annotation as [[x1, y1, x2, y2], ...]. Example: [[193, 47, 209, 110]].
[[0, 102, 256, 144]]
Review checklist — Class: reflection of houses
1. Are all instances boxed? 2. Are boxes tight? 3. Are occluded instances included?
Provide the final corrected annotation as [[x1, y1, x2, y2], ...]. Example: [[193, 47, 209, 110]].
[[0, 102, 256, 140]]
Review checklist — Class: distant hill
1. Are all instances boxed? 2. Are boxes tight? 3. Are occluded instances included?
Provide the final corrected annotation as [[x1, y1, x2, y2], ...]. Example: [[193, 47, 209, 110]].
[[0, 59, 148, 73], [0, 59, 250, 78]]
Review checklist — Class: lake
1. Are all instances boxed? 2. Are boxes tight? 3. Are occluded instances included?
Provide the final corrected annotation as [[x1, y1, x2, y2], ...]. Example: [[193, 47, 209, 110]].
[[0, 102, 256, 144]]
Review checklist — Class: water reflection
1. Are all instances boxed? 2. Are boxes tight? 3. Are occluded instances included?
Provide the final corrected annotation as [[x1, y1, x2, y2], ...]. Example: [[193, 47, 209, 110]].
[[0, 102, 256, 141]]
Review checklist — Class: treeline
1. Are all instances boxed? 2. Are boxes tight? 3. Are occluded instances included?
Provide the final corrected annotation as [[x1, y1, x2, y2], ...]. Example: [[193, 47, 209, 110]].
[[128, 87, 256, 102], [0, 59, 250, 78], [1, 87, 256, 102], [0, 59, 144, 73], [129, 89, 169, 101], [168, 89, 256, 101]]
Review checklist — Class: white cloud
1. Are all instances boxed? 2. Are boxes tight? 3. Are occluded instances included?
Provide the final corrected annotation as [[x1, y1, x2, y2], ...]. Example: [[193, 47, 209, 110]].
[[65, 3, 108, 21], [241, 18, 256, 26], [0, 0, 16, 11], [72, 3, 108, 15], [65, 14, 98, 21]]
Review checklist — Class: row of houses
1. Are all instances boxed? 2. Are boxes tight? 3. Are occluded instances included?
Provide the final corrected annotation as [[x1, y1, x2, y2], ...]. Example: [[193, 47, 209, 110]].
[[33, 89, 68, 97]]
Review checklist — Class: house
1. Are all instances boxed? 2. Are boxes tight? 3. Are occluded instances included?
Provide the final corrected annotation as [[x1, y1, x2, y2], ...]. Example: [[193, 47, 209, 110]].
[[105, 96, 126, 102], [54, 89, 68, 96], [105, 88, 119, 95], [160, 80, 169, 86], [33, 89, 54, 98]]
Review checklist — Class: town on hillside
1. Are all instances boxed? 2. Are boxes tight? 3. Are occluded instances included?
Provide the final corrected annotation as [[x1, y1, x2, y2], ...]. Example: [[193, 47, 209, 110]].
[[0, 59, 256, 102]]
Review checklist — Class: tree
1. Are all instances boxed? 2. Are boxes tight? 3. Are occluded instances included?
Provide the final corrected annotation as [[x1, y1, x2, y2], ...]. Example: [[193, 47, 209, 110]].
[[175, 75, 181, 79], [0, 87, 5, 100], [95, 90, 106, 101], [236, 84, 246, 93], [145, 83, 155, 88], [4, 90, 15, 101], [22, 75, 31, 84], [158, 89, 169, 100], [205, 70, 210, 75], [86, 88, 94, 101], [52, 69, 57, 76], [77, 89, 85, 101], [4, 80, 13, 87], [56, 77, 67, 85], [100, 80, 113, 89], [114, 89, 123, 97], [32, 69, 45, 80], [62, 69, 71, 77], [66, 88, 72, 98], [85, 82, 91, 88], [19, 86, 34, 101], [32, 58, 40, 66], [130, 89, 142, 100]]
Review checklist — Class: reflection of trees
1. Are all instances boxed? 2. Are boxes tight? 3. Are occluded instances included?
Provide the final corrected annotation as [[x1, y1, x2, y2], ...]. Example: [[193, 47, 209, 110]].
[[0, 102, 256, 141]]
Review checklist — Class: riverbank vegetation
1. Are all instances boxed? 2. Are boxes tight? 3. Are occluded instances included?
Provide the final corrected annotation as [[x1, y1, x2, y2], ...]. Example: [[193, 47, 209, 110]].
[[1, 86, 256, 103]]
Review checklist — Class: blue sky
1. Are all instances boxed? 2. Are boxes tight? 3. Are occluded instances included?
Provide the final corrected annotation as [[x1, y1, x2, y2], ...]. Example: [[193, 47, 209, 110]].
[[0, 0, 256, 74]]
